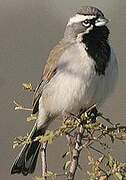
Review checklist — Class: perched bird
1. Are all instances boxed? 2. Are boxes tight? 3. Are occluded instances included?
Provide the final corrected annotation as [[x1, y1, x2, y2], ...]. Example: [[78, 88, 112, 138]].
[[11, 6, 118, 176]]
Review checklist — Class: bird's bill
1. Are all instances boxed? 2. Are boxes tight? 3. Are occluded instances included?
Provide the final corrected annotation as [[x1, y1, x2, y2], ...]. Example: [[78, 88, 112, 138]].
[[95, 18, 109, 27]]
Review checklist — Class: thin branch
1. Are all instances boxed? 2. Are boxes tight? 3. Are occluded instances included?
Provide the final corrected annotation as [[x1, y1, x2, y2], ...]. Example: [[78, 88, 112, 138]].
[[41, 142, 48, 180], [13, 100, 33, 111], [67, 125, 84, 180], [66, 134, 73, 162]]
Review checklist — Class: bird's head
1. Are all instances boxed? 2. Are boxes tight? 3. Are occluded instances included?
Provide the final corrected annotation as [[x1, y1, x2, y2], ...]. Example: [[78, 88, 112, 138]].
[[64, 6, 109, 42]]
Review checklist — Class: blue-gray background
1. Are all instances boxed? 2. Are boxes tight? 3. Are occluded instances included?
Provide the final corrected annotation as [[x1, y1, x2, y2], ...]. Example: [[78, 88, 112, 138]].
[[0, 0, 126, 179]]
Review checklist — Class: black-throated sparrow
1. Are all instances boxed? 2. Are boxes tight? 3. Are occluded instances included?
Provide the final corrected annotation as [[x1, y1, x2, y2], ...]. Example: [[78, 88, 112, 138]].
[[11, 6, 118, 176]]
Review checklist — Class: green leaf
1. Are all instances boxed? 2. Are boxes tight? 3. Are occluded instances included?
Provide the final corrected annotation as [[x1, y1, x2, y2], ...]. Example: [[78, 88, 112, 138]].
[[34, 176, 43, 180], [34, 131, 55, 144], [108, 154, 114, 168], [12, 142, 19, 149], [22, 83, 33, 91], [115, 172, 123, 180], [26, 114, 37, 122], [46, 171, 56, 180]]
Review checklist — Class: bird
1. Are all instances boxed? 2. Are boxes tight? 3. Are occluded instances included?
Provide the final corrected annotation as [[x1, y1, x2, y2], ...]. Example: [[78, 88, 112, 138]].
[[11, 6, 118, 176]]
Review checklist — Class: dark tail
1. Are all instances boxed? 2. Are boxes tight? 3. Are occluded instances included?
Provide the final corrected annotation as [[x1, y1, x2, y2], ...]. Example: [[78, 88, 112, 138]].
[[11, 124, 46, 176]]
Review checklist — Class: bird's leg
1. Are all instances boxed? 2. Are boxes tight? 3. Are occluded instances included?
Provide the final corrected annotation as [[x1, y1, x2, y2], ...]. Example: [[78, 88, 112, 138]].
[[78, 106, 98, 124], [86, 106, 98, 123]]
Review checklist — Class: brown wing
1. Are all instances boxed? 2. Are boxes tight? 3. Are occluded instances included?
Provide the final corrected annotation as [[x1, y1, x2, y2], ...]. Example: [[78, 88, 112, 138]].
[[32, 79, 48, 114], [32, 40, 72, 114]]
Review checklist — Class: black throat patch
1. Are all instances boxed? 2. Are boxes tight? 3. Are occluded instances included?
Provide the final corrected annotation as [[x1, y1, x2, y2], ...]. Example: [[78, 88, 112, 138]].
[[82, 26, 111, 75]]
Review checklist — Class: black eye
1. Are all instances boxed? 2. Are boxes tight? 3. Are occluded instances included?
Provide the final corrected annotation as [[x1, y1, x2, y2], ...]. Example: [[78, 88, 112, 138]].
[[82, 19, 91, 27]]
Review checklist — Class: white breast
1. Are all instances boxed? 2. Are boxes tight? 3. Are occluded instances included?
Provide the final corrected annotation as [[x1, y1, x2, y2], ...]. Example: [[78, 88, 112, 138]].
[[41, 42, 118, 115]]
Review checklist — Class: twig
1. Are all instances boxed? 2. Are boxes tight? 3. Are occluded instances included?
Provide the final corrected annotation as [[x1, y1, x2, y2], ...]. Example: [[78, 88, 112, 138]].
[[66, 134, 73, 162], [41, 142, 48, 180], [13, 100, 33, 111], [67, 125, 84, 180]]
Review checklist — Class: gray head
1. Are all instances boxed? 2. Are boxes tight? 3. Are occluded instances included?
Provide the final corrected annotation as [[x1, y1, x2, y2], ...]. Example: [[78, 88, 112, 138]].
[[77, 6, 104, 17], [64, 6, 109, 40]]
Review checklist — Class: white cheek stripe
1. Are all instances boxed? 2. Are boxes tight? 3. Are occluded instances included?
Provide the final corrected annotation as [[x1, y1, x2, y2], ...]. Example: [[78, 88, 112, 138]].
[[67, 14, 96, 26]]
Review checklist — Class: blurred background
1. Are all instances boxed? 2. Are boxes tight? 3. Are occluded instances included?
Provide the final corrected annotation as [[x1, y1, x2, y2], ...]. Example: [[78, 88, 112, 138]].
[[0, 0, 126, 179]]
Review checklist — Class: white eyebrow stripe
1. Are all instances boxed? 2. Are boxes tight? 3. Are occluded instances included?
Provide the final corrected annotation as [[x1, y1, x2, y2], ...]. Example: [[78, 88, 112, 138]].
[[67, 14, 96, 26]]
